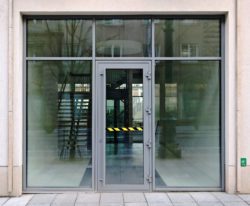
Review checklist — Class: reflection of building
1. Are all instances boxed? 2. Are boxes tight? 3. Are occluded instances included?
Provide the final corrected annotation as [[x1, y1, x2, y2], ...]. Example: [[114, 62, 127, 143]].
[[1, 0, 250, 196]]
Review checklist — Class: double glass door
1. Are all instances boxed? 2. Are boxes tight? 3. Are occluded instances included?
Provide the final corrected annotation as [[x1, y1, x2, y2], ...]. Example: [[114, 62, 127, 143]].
[[96, 61, 152, 191]]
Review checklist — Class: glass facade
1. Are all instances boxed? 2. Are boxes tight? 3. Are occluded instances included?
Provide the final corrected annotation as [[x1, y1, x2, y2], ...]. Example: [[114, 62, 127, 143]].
[[27, 61, 92, 187], [96, 19, 151, 57], [27, 19, 92, 57], [26, 17, 222, 190], [155, 19, 220, 57], [26, 19, 93, 188], [105, 69, 144, 184], [155, 61, 220, 187]]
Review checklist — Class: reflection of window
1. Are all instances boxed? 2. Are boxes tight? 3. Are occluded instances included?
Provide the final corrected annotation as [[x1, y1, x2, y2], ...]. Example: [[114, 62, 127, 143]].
[[98, 40, 143, 57], [99, 19, 124, 26], [165, 84, 177, 114], [132, 84, 143, 97], [132, 84, 143, 124], [181, 20, 199, 25], [180, 43, 199, 57], [57, 83, 71, 92], [154, 84, 177, 119], [75, 84, 90, 92], [57, 83, 90, 92]]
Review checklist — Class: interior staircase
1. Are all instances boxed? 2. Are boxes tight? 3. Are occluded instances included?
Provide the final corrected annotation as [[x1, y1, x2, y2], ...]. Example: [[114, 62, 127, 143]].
[[57, 73, 91, 159]]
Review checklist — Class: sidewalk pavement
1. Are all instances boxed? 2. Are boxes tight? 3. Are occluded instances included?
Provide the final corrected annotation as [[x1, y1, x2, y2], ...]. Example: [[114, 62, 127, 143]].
[[1, 192, 250, 206]]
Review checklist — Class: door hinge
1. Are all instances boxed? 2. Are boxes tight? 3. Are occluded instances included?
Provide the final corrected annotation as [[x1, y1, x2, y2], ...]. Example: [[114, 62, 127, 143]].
[[146, 175, 152, 183], [146, 140, 152, 149], [146, 72, 151, 80], [146, 107, 151, 115]]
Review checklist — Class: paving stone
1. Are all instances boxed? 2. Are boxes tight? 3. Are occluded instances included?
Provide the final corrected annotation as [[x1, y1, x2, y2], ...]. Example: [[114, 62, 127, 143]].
[[213, 192, 242, 202], [223, 202, 249, 206], [123, 193, 146, 203], [145, 193, 171, 203], [27, 204, 50, 206], [27, 194, 56, 206], [51, 193, 77, 206], [190, 192, 219, 203], [75, 203, 99, 206], [4, 195, 33, 206], [198, 203, 224, 206], [2, 192, 250, 206], [238, 194, 250, 202], [100, 193, 123, 203], [76, 193, 100, 203], [125, 203, 148, 206], [173, 203, 197, 206], [0, 198, 8, 206], [100, 203, 123, 206], [168, 193, 195, 203], [148, 203, 173, 206]]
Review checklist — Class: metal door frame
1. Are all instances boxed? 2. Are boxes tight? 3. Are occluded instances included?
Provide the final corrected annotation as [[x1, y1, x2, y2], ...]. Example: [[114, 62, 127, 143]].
[[96, 61, 152, 191]]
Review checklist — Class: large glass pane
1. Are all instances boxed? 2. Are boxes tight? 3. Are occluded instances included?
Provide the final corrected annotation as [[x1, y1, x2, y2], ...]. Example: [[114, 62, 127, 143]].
[[155, 61, 220, 188], [155, 19, 220, 57], [27, 61, 92, 187], [27, 19, 92, 57], [105, 69, 144, 184], [96, 19, 151, 57]]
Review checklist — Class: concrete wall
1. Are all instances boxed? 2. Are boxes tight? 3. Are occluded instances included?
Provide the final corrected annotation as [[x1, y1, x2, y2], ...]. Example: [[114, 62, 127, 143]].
[[0, 0, 9, 196], [0, 0, 239, 195], [237, 0, 250, 193]]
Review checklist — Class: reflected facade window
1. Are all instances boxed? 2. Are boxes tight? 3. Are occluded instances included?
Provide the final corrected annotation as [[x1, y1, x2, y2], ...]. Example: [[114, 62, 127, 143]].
[[27, 19, 92, 57], [155, 19, 220, 57], [96, 19, 151, 57]]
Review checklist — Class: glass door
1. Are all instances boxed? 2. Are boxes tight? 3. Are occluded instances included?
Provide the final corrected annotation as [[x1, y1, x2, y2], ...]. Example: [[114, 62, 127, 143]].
[[96, 61, 151, 191]]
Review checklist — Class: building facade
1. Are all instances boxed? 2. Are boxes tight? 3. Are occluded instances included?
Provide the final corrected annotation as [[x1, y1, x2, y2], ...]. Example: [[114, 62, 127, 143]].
[[0, 0, 250, 196]]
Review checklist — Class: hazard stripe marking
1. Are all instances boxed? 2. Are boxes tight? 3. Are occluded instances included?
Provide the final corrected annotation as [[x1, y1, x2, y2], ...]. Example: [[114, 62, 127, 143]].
[[122, 127, 128, 131], [106, 127, 143, 132], [137, 127, 143, 131], [128, 127, 135, 131], [107, 128, 114, 132]]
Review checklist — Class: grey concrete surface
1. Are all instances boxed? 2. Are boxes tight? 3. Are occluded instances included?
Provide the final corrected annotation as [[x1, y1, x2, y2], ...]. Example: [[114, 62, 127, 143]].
[[1, 193, 250, 206]]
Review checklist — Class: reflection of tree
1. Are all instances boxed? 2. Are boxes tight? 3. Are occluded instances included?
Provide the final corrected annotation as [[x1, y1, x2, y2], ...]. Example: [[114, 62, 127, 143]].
[[31, 20, 92, 159], [29, 20, 89, 55], [157, 22, 181, 159], [177, 63, 219, 126]]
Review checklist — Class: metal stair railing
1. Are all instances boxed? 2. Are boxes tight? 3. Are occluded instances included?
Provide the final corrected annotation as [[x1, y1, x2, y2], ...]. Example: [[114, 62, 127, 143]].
[[58, 73, 68, 109], [58, 78, 91, 159]]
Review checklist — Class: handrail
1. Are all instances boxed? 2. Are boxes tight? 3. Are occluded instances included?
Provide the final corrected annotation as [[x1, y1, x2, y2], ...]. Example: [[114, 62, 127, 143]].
[[58, 73, 68, 109]]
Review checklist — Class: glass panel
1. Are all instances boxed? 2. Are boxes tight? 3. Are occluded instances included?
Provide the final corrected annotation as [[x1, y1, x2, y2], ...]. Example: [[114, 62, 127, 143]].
[[27, 19, 92, 57], [27, 61, 92, 187], [155, 19, 220, 57], [105, 69, 144, 184], [96, 19, 151, 57], [155, 61, 220, 187]]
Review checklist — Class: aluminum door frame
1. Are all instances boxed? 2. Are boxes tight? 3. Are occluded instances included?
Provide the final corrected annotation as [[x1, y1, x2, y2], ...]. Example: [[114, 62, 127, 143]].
[[96, 61, 152, 191]]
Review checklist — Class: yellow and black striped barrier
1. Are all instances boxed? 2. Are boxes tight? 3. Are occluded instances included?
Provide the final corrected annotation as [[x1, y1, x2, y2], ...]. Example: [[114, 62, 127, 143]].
[[106, 127, 143, 132]]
